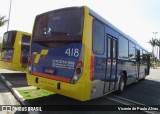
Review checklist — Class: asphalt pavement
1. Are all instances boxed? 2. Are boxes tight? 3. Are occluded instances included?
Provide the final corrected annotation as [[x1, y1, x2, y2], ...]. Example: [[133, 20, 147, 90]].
[[0, 76, 20, 114], [0, 68, 160, 114], [118, 68, 160, 105]]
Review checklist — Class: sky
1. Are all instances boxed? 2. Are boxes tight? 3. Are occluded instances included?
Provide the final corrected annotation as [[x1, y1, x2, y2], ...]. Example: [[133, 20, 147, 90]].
[[0, 0, 160, 54]]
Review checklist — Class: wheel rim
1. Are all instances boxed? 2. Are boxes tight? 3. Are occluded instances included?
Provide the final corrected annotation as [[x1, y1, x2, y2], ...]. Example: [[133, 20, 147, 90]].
[[120, 80, 124, 91]]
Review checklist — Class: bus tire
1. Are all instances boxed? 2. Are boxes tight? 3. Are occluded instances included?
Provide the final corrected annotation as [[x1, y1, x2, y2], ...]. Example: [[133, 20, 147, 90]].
[[142, 69, 147, 80], [117, 75, 125, 94]]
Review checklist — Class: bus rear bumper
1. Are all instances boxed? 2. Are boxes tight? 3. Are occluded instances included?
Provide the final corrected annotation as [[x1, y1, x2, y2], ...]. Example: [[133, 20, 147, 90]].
[[27, 73, 91, 101], [0, 61, 26, 71]]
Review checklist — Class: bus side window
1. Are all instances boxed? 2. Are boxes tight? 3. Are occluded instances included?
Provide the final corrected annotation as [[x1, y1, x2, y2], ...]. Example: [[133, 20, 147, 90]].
[[129, 41, 135, 60], [93, 20, 105, 55], [119, 35, 128, 58], [21, 35, 31, 64], [142, 50, 147, 62], [136, 50, 140, 62]]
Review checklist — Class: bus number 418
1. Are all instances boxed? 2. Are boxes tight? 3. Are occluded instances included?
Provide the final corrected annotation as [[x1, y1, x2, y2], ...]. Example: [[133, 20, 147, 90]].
[[65, 48, 79, 57]]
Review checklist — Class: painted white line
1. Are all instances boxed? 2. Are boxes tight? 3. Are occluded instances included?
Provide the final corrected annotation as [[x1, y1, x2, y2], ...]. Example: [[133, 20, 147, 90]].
[[112, 95, 146, 105], [1, 75, 5, 80], [0, 75, 40, 114], [6, 80, 13, 87], [106, 95, 159, 114]]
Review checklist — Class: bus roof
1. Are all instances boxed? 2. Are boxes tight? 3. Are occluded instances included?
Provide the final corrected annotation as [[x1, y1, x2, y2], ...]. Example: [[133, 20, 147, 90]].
[[34, 6, 147, 52], [4, 30, 31, 36], [87, 6, 148, 52]]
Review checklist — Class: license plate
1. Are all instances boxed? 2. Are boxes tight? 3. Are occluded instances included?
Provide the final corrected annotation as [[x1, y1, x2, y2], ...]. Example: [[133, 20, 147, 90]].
[[44, 68, 54, 74]]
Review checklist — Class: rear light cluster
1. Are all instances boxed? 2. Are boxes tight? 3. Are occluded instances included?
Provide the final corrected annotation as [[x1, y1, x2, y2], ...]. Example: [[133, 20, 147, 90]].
[[71, 60, 83, 84], [2, 49, 14, 62], [28, 56, 31, 66], [28, 56, 32, 74]]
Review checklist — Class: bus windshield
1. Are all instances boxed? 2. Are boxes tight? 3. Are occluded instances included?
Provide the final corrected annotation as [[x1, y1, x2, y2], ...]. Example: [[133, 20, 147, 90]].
[[33, 7, 84, 41], [3, 31, 16, 47]]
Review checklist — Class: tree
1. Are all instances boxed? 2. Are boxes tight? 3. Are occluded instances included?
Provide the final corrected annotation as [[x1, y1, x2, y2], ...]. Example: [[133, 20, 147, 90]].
[[148, 38, 157, 57], [156, 39, 160, 60], [0, 15, 8, 27]]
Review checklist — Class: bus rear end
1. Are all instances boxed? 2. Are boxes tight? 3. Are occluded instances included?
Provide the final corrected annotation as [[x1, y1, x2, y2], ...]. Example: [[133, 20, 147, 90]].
[[1, 31, 16, 62], [0, 30, 31, 71], [0, 31, 16, 69], [27, 6, 92, 101]]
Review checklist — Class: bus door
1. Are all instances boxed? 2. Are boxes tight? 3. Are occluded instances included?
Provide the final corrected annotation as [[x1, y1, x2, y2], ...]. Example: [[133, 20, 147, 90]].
[[147, 54, 150, 75], [21, 35, 31, 68], [136, 49, 140, 80], [104, 35, 117, 93]]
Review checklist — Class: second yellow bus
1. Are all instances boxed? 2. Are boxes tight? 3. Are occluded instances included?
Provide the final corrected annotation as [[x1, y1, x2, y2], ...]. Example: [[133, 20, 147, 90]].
[[0, 30, 31, 71]]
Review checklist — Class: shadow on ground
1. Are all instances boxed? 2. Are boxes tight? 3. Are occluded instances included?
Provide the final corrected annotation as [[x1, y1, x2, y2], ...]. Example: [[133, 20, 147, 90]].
[[1, 73, 28, 87]]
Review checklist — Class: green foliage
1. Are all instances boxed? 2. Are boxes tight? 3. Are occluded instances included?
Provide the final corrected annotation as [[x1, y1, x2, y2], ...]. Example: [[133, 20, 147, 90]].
[[148, 38, 157, 47], [148, 38, 160, 65], [148, 38, 157, 57], [156, 39, 160, 47], [0, 15, 8, 27], [148, 38, 160, 53], [18, 89, 54, 100]]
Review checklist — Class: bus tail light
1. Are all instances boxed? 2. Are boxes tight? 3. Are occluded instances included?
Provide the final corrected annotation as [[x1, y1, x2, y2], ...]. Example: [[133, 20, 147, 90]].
[[77, 60, 83, 68], [72, 75, 79, 81], [71, 60, 83, 84], [28, 56, 32, 73], [76, 68, 81, 74], [90, 53, 95, 81], [28, 56, 31, 66]]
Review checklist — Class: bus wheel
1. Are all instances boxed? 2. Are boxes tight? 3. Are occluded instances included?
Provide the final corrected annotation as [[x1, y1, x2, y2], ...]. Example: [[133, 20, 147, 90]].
[[117, 76, 125, 94], [142, 69, 147, 80]]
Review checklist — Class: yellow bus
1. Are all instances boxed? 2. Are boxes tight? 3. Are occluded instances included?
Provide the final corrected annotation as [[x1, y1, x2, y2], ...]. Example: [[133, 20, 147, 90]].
[[0, 30, 31, 71], [27, 6, 150, 101]]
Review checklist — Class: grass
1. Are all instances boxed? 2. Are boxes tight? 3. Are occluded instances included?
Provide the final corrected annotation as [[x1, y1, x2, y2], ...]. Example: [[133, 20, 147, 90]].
[[18, 88, 54, 100], [18, 88, 80, 105]]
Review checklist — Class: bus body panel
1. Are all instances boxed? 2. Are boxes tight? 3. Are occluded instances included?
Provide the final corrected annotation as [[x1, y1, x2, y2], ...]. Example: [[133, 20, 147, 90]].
[[27, 6, 93, 101], [90, 16, 119, 98], [0, 30, 31, 71], [31, 43, 81, 82], [27, 73, 91, 101], [27, 6, 150, 101], [89, 7, 149, 87], [89, 8, 149, 99]]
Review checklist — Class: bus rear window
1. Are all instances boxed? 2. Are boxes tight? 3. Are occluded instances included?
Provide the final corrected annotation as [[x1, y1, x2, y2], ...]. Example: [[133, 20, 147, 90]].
[[21, 35, 31, 51], [32, 7, 84, 42], [3, 31, 17, 47]]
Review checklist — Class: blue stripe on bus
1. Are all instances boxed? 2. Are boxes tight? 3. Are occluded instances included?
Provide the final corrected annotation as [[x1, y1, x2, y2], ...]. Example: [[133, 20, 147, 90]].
[[31, 43, 81, 80]]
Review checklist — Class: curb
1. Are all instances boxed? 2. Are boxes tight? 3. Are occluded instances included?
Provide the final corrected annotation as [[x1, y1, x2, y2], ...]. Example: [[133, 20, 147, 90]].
[[0, 75, 39, 114], [0, 75, 28, 106]]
